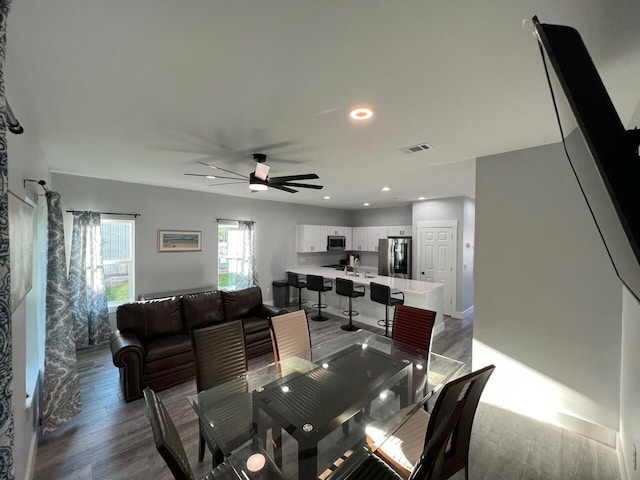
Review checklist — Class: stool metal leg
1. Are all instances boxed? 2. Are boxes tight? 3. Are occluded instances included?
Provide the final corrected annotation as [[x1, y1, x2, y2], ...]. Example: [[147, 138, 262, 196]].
[[311, 291, 328, 321], [341, 296, 360, 332]]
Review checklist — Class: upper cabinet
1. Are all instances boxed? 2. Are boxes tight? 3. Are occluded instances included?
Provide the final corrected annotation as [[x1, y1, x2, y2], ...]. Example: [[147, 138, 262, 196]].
[[352, 227, 367, 251], [387, 225, 412, 237], [327, 226, 347, 236], [296, 225, 328, 253], [351, 226, 388, 251], [367, 226, 388, 252]]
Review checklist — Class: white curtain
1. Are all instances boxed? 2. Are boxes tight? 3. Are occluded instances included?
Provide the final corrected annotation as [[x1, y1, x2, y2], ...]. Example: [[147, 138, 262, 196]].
[[68, 211, 110, 348], [234, 221, 257, 289]]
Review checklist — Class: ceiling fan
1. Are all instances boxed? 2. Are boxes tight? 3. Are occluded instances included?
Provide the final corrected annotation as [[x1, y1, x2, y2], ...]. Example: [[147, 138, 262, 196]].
[[185, 153, 323, 193]]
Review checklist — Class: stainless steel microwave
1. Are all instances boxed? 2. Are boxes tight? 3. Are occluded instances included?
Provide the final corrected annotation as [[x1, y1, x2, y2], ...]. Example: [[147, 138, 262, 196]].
[[327, 235, 346, 250]]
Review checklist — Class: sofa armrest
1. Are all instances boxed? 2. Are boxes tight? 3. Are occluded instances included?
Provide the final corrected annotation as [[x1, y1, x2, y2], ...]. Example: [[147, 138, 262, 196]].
[[259, 304, 287, 318], [110, 330, 145, 402], [110, 330, 144, 366]]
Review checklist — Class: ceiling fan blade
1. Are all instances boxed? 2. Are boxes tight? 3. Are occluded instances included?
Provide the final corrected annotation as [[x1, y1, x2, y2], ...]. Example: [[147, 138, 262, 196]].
[[196, 161, 248, 178], [268, 173, 319, 183], [255, 162, 270, 181], [270, 184, 298, 193], [207, 181, 247, 187], [185, 173, 246, 180], [279, 182, 324, 190]]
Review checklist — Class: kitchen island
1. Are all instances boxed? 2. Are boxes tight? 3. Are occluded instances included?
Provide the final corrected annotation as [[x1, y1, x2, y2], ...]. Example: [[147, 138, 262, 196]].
[[286, 266, 445, 335]]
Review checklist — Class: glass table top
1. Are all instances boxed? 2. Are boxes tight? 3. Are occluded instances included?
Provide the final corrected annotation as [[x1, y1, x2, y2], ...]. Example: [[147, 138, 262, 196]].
[[188, 330, 464, 480]]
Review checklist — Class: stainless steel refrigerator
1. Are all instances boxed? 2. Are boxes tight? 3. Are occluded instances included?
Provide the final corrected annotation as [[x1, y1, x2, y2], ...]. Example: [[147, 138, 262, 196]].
[[378, 237, 412, 278]]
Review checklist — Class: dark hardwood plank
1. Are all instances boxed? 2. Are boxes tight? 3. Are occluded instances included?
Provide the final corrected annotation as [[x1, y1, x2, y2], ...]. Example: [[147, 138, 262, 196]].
[[33, 309, 618, 480]]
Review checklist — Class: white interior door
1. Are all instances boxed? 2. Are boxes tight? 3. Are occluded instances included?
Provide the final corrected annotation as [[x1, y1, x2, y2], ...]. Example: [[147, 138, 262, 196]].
[[420, 226, 453, 315]]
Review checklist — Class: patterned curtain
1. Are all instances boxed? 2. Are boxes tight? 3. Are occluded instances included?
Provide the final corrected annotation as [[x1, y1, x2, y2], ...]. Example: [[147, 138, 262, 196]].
[[68, 212, 110, 348], [234, 220, 257, 289], [41, 192, 81, 436], [0, 0, 13, 477]]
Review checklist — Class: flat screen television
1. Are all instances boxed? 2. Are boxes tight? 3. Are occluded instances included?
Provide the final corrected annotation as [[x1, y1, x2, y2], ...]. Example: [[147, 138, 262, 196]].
[[532, 16, 640, 302]]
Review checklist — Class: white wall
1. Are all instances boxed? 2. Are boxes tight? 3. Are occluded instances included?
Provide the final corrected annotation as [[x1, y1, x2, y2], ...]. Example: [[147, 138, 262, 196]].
[[475, 142, 622, 445], [52, 173, 351, 307], [619, 287, 640, 479], [412, 196, 474, 314]]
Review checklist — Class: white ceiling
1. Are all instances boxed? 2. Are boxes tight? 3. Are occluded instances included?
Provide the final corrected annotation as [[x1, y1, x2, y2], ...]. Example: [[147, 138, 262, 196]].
[[6, 1, 640, 209]]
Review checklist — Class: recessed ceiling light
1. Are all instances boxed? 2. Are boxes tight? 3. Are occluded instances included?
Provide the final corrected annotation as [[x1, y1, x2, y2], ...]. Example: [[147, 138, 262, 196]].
[[363, 202, 370, 207], [349, 106, 374, 121], [418, 196, 425, 200], [382, 187, 390, 192], [323, 196, 330, 200]]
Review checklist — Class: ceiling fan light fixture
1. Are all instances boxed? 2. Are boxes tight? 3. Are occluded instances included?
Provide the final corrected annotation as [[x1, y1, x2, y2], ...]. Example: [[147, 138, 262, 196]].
[[249, 172, 269, 191], [349, 106, 374, 121]]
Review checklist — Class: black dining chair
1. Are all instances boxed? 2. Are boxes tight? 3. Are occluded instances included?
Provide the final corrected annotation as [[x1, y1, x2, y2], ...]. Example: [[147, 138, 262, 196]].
[[144, 387, 234, 480], [287, 271, 307, 310], [366, 365, 496, 480], [370, 282, 405, 337], [306, 274, 333, 321], [190, 321, 247, 466], [335, 277, 365, 331]]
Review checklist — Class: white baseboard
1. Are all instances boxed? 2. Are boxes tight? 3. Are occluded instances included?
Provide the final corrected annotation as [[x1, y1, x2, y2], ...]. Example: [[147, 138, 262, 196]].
[[453, 305, 474, 319]]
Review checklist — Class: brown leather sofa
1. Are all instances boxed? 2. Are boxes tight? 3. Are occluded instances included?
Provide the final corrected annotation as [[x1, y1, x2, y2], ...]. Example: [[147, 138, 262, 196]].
[[110, 286, 284, 402]]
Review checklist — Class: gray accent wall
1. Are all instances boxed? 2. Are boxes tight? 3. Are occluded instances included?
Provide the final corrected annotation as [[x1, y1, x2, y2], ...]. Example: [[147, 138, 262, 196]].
[[475, 142, 622, 444], [412, 196, 475, 314], [348, 205, 412, 226], [52, 173, 351, 303]]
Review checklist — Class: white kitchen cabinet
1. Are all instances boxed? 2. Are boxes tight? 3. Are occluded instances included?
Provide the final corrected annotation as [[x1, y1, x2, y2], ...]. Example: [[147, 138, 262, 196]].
[[352, 227, 368, 251], [296, 225, 328, 252], [327, 226, 347, 236], [387, 225, 412, 237], [367, 226, 389, 251], [343, 227, 353, 250]]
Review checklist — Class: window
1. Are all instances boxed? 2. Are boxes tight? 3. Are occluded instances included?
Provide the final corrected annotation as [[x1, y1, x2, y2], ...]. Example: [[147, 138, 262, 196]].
[[217, 220, 256, 290], [101, 218, 135, 308]]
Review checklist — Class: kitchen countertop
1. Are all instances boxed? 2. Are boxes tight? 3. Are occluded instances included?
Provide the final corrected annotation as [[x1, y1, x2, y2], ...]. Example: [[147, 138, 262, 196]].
[[287, 266, 444, 294]]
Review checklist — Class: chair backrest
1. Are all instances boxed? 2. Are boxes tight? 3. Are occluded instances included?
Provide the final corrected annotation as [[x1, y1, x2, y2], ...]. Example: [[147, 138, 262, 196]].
[[190, 320, 247, 392], [421, 364, 496, 480], [408, 401, 466, 480], [306, 274, 325, 292], [335, 277, 354, 297], [370, 282, 391, 305], [143, 387, 194, 480], [269, 310, 311, 362], [392, 305, 437, 352], [287, 271, 304, 288]]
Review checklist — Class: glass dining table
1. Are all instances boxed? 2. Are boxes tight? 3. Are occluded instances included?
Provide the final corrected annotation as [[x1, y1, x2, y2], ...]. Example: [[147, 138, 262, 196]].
[[188, 329, 464, 480]]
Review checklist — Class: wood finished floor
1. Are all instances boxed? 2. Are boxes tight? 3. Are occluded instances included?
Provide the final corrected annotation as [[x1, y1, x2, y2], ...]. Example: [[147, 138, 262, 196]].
[[32, 310, 620, 480]]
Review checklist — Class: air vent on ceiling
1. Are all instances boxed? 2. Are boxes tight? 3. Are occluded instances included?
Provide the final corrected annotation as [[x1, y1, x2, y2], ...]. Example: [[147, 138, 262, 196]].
[[400, 142, 432, 155]]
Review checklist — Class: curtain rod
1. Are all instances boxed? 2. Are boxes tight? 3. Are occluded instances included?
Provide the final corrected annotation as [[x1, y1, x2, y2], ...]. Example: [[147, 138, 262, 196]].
[[216, 218, 255, 224], [66, 210, 140, 218]]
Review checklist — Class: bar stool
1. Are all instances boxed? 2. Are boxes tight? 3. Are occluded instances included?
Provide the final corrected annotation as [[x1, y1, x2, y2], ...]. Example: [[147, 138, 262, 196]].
[[306, 274, 333, 321], [370, 282, 405, 337], [335, 278, 365, 332], [287, 271, 307, 310]]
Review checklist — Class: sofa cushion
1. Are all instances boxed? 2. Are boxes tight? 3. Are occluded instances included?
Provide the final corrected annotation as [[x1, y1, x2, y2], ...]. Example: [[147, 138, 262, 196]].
[[182, 291, 225, 331], [117, 296, 184, 340], [242, 316, 269, 335], [143, 334, 192, 362], [223, 286, 264, 321]]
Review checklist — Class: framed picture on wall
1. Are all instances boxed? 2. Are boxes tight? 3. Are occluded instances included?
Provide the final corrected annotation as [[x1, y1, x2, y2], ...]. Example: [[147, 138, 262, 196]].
[[158, 229, 202, 252]]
